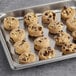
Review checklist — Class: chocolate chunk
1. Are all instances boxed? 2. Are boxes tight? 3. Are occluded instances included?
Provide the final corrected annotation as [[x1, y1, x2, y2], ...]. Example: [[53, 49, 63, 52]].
[[28, 15, 31, 18], [12, 18, 15, 20], [44, 51, 49, 56], [47, 47, 51, 50], [66, 49, 69, 51], [45, 13, 48, 15], [22, 58, 26, 61], [9, 38, 14, 44], [49, 15, 52, 18], [47, 18, 49, 21], [53, 13, 56, 20], [17, 29, 20, 32], [70, 44, 72, 46], [63, 6, 67, 9], [63, 47, 65, 49], [39, 40, 42, 42], [38, 27, 42, 31], [66, 11, 69, 15], [20, 40, 25, 45], [57, 22, 59, 25]]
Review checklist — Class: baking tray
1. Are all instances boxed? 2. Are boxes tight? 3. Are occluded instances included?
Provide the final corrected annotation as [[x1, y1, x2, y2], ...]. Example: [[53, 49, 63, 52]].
[[0, 0, 76, 70]]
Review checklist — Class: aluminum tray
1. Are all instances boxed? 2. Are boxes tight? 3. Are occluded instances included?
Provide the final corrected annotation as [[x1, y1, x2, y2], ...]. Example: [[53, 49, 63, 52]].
[[0, 0, 76, 70]]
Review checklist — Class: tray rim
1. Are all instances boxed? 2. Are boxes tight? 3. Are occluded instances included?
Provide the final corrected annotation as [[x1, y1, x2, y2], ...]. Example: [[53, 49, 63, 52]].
[[0, 0, 76, 70]]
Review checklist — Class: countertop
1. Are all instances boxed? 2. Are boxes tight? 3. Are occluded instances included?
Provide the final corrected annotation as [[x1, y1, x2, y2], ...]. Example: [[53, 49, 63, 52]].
[[0, 0, 76, 76]]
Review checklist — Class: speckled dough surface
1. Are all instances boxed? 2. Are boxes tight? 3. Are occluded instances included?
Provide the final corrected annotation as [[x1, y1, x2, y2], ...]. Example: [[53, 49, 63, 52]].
[[28, 23, 43, 37], [14, 40, 30, 55], [24, 12, 38, 26], [42, 10, 56, 24], [48, 21, 63, 34], [34, 37, 50, 51], [19, 52, 36, 64], [39, 47, 55, 60], [10, 28, 25, 43], [4, 17, 19, 31], [54, 31, 71, 46], [61, 6, 75, 20], [61, 43, 76, 55], [66, 18, 76, 32]]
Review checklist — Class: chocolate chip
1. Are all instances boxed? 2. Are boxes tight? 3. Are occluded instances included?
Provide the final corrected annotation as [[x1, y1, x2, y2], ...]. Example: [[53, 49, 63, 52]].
[[32, 26, 36, 29], [38, 27, 42, 31], [53, 13, 56, 20], [16, 29, 20, 32], [57, 22, 59, 25], [63, 6, 67, 9], [66, 49, 69, 51], [63, 47, 65, 49], [28, 15, 31, 18], [45, 13, 48, 15], [44, 51, 48, 56], [9, 25, 11, 28], [20, 40, 25, 45], [47, 47, 51, 50], [74, 48, 76, 50], [22, 58, 26, 61], [12, 18, 15, 20], [47, 18, 49, 21], [39, 40, 42, 42], [68, 36, 70, 39], [66, 11, 69, 15], [49, 15, 52, 18], [70, 44, 72, 46], [9, 38, 14, 44]]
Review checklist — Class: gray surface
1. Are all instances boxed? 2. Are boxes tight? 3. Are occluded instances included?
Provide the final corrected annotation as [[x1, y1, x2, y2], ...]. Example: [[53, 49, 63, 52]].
[[0, 0, 76, 76]]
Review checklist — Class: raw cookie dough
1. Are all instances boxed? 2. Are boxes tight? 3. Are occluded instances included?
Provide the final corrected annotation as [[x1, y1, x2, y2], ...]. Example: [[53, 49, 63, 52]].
[[72, 31, 76, 41], [39, 47, 55, 60], [4, 16, 19, 31], [66, 18, 76, 32], [28, 23, 43, 37], [61, 43, 76, 55], [24, 12, 38, 26], [14, 40, 30, 55], [10, 28, 25, 43], [42, 10, 56, 24], [54, 31, 71, 46], [19, 52, 36, 64], [34, 37, 50, 51], [48, 21, 63, 34], [61, 6, 75, 20]]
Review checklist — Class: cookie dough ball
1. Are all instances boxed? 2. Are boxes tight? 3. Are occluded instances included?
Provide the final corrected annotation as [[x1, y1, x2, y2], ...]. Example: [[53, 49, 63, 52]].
[[61, 43, 76, 55], [14, 40, 30, 55], [19, 52, 36, 64], [66, 18, 76, 32], [10, 28, 25, 43], [61, 6, 75, 20], [28, 23, 43, 37], [42, 10, 56, 24], [48, 21, 63, 34], [39, 47, 55, 60], [34, 37, 50, 51], [54, 31, 71, 46], [24, 12, 38, 26], [4, 17, 19, 31], [72, 31, 76, 41]]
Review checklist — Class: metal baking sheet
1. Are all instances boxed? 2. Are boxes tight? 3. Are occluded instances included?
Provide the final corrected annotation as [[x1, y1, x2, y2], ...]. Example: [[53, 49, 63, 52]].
[[0, 0, 76, 70]]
